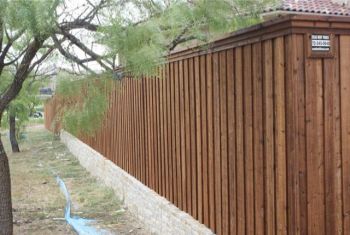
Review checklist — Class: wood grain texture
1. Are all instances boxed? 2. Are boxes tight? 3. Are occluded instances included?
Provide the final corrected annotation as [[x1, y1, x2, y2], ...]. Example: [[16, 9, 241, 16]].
[[219, 51, 229, 235], [213, 52, 222, 234], [273, 36, 287, 235], [324, 36, 342, 235], [206, 53, 216, 231], [235, 47, 245, 235], [226, 49, 236, 235], [200, 54, 209, 226], [195, 56, 203, 222], [305, 55, 325, 235], [189, 57, 197, 218], [263, 40, 275, 235], [340, 35, 350, 235], [243, 44, 254, 235], [252, 42, 264, 235]]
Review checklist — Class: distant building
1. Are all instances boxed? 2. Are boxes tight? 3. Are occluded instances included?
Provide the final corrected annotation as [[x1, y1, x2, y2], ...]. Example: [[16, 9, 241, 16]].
[[39, 88, 53, 95]]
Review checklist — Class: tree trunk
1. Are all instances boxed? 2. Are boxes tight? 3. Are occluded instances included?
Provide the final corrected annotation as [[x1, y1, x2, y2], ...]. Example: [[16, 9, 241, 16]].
[[0, 37, 45, 235], [0, 137, 13, 235], [9, 115, 19, 153]]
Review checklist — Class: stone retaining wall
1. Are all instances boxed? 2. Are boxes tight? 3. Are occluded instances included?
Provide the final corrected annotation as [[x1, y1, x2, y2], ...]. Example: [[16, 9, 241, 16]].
[[60, 130, 214, 235]]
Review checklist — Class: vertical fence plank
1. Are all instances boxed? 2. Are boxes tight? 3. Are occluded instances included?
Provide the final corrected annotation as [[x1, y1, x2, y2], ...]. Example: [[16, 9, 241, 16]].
[[340, 35, 350, 234], [145, 78, 150, 186], [195, 56, 203, 222], [122, 80, 126, 171], [286, 34, 307, 235], [171, 62, 178, 206], [156, 74, 162, 195], [305, 57, 325, 235], [149, 77, 155, 188], [235, 47, 245, 235], [139, 79, 145, 183], [252, 42, 265, 235], [162, 66, 169, 198], [243, 44, 254, 235], [154, 76, 160, 193], [116, 83, 120, 167], [166, 63, 174, 202], [200, 54, 209, 226], [263, 39, 275, 235], [206, 52, 216, 231], [273, 36, 287, 235], [189, 57, 198, 218], [113, 86, 117, 164], [175, 61, 183, 209], [324, 36, 342, 235], [220, 50, 229, 235], [142, 78, 148, 186], [121, 81, 126, 170], [175, 61, 182, 208], [131, 79, 135, 175], [227, 48, 237, 235], [184, 59, 192, 214], [213, 52, 222, 234], [179, 60, 187, 211], [126, 79, 130, 173], [160, 68, 166, 196]]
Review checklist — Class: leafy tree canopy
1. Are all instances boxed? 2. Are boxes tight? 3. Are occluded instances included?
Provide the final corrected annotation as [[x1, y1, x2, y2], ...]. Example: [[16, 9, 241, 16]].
[[100, 0, 274, 76], [3, 0, 60, 39]]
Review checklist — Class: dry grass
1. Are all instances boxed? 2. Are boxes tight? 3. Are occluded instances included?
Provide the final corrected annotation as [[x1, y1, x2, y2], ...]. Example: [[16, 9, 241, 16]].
[[3, 125, 148, 235]]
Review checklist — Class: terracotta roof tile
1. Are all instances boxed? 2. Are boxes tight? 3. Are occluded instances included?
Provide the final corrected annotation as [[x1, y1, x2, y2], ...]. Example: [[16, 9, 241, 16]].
[[265, 0, 350, 16]]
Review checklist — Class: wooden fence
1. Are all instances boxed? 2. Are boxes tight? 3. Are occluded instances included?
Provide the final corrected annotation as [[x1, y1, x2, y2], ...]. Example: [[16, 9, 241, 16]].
[[44, 96, 60, 133], [45, 14, 350, 235]]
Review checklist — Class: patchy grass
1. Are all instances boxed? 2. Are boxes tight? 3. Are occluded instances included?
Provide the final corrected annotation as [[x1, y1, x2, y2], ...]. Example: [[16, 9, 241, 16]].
[[4, 125, 147, 234]]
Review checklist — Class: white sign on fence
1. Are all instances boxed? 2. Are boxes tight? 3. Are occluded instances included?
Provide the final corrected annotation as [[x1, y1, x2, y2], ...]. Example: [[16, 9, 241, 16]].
[[311, 35, 331, 51]]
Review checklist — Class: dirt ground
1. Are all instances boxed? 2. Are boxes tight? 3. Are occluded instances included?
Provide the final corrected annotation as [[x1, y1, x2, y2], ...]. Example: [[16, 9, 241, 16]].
[[2, 125, 148, 235]]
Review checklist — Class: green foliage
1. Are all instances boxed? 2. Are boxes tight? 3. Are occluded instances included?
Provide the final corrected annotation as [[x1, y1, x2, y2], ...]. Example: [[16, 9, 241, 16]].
[[3, 0, 60, 39], [0, 71, 43, 139], [100, 0, 275, 77], [56, 72, 114, 137], [0, 70, 12, 94], [0, 0, 8, 17]]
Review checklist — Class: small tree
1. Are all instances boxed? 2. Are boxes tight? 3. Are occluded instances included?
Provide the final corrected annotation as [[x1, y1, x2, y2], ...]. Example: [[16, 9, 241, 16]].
[[0, 77, 43, 152]]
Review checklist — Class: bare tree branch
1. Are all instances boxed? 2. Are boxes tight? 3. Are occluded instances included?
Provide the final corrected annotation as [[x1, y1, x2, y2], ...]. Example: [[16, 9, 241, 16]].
[[3, 49, 27, 66], [167, 34, 198, 51], [59, 20, 99, 32], [0, 37, 45, 112], [0, 29, 25, 74], [28, 47, 56, 73], [83, 0, 107, 23], [59, 30, 112, 70], [52, 34, 95, 74]]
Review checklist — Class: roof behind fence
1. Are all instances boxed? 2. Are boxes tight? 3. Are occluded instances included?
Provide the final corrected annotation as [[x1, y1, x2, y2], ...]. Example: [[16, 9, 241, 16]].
[[265, 0, 350, 16]]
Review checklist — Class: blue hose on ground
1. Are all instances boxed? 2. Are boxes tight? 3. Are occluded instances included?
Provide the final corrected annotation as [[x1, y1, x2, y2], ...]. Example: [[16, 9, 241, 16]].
[[56, 176, 111, 235]]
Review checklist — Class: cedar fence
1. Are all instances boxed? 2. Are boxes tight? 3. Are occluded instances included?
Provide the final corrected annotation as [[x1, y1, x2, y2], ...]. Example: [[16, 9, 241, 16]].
[[45, 14, 350, 235]]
